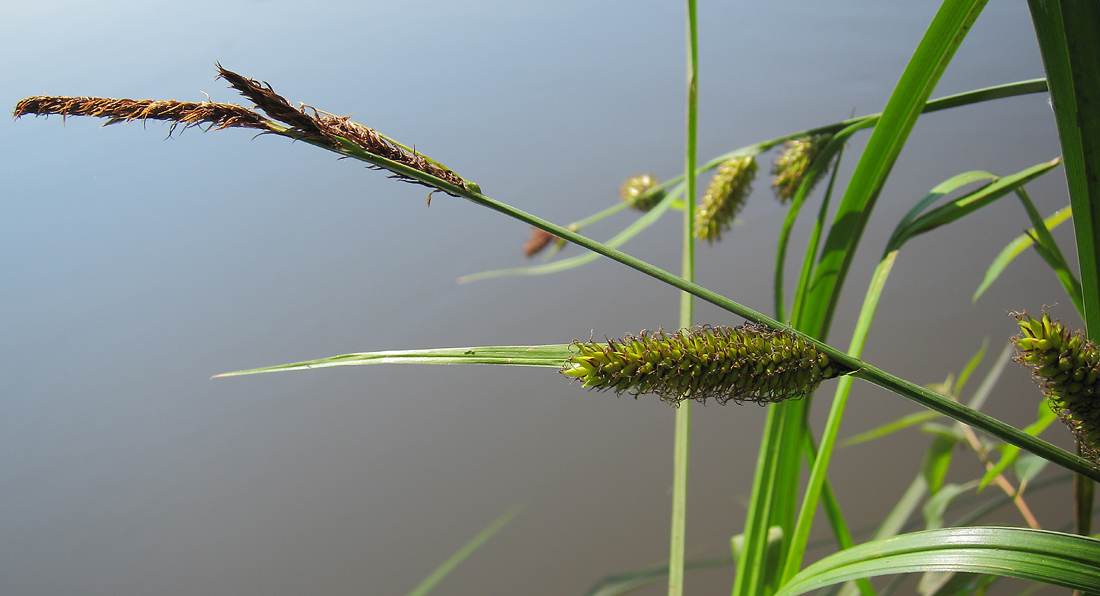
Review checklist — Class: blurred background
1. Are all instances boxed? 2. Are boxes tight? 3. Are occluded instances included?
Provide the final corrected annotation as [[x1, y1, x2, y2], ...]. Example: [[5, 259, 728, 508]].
[[1, 2, 1085, 595]]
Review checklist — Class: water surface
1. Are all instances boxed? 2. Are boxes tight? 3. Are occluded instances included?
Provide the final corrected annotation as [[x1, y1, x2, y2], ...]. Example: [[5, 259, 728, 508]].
[[1, 2, 1079, 595]]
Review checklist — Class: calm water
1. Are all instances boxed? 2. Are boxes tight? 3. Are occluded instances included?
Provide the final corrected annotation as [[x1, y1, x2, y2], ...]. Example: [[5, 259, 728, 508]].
[[1, 2, 1081, 595]]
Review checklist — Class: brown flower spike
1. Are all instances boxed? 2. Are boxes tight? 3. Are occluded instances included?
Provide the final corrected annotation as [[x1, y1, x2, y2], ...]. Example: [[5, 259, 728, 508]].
[[13, 96, 271, 134], [14, 64, 471, 197]]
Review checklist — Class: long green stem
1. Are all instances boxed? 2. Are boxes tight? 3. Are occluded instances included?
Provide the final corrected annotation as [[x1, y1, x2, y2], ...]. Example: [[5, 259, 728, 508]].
[[301, 130, 1100, 482], [669, 3, 698, 595]]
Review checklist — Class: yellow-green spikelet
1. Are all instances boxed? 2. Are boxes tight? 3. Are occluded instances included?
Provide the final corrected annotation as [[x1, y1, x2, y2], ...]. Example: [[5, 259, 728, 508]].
[[771, 134, 832, 204], [561, 324, 843, 406], [695, 156, 757, 243], [619, 173, 664, 212], [1012, 311, 1100, 463]]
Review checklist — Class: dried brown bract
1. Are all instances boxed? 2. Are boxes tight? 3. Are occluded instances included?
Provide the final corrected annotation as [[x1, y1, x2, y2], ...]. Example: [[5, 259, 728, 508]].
[[13, 96, 271, 133], [523, 227, 558, 257]]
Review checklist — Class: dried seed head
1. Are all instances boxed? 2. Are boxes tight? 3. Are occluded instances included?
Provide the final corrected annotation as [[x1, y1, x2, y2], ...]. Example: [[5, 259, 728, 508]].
[[1012, 311, 1100, 464], [695, 156, 758, 243], [524, 227, 558, 257], [13, 96, 271, 133], [13, 65, 472, 199], [214, 64, 467, 193], [771, 135, 832, 204], [619, 173, 664, 212], [561, 324, 844, 406]]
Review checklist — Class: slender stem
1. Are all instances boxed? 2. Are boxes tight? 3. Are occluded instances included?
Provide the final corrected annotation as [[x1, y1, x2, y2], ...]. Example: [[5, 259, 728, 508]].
[[1076, 444, 1094, 536], [312, 132, 1100, 481], [262, 89, 1100, 483], [669, 3, 698, 596]]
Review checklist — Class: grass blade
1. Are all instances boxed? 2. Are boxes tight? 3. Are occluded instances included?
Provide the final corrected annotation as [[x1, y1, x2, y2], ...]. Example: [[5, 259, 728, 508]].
[[213, 345, 573, 377], [798, 0, 988, 341], [1028, 0, 1100, 340], [774, 527, 1100, 596], [404, 505, 522, 596], [973, 205, 1071, 303], [1014, 187, 1083, 316], [889, 159, 1061, 251], [842, 411, 943, 447]]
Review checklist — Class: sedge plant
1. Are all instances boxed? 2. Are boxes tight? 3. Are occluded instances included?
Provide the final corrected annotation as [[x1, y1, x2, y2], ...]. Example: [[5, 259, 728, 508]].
[[13, 1, 1100, 595]]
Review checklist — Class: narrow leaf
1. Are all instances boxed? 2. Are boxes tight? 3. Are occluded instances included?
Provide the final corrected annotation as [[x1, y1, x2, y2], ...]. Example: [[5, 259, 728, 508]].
[[923, 482, 978, 531], [404, 505, 522, 596], [842, 411, 943, 447], [1028, 0, 1100, 341], [978, 400, 1058, 490], [214, 345, 573, 377], [890, 159, 1062, 251], [775, 528, 1100, 596], [972, 205, 1072, 303], [922, 435, 960, 494]]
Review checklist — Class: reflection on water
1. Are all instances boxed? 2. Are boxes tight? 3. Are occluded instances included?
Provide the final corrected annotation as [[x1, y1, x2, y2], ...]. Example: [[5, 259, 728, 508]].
[[0, 2, 1078, 595]]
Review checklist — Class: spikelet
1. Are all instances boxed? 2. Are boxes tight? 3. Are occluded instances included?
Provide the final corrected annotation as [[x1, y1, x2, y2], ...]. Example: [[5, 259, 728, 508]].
[[1012, 311, 1100, 464], [695, 156, 758, 243], [619, 173, 664, 212], [771, 135, 832, 204], [561, 324, 843, 406]]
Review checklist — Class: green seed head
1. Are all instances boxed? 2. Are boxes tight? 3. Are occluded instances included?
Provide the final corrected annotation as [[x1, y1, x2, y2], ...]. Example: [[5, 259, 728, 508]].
[[771, 135, 832, 204], [561, 324, 846, 406], [695, 156, 758, 243], [1012, 311, 1100, 463], [619, 173, 664, 212]]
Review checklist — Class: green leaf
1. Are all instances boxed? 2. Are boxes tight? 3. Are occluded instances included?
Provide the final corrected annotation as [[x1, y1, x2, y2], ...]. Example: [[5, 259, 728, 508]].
[[837, 476, 929, 596], [774, 528, 1100, 596], [213, 345, 573, 377], [978, 400, 1058, 491], [842, 411, 943, 447], [972, 206, 1072, 304], [889, 171, 1000, 251], [1015, 187, 1084, 316], [798, 0, 988, 341], [888, 159, 1062, 251], [922, 435, 960, 494], [582, 557, 733, 596], [1014, 453, 1049, 487], [918, 572, 994, 596], [953, 339, 988, 398], [923, 482, 978, 531], [403, 505, 521, 596], [1028, 0, 1100, 342]]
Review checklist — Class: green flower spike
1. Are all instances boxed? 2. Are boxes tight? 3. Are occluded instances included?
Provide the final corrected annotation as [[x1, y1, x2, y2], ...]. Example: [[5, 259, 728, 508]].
[[1012, 311, 1100, 463], [695, 155, 758, 243], [561, 324, 844, 406], [771, 134, 832, 204], [619, 173, 664, 212]]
